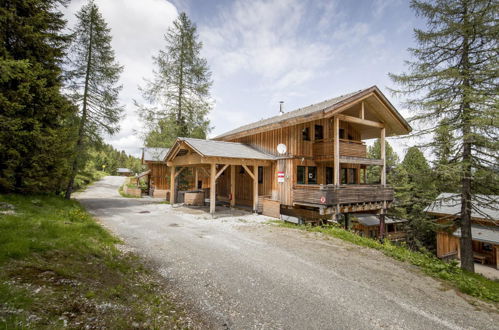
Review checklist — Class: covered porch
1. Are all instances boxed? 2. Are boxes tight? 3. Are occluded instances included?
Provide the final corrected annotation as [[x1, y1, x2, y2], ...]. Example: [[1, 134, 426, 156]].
[[165, 138, 275, 215]]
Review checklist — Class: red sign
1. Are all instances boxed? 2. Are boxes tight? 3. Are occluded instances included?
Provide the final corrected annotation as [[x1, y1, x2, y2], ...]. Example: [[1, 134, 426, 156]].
[[320, 196, 326, 204], [277, 171, 285, 183]]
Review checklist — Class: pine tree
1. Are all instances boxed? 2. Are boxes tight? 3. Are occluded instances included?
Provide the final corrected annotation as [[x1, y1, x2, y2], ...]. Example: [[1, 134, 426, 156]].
[[366, 139, 400, 184], [137, 12, 212, 146], [390, 0, 498, 272], [64, 0, 123, 198], [0, 0, 76, 194], [432, 119, 459, 193]]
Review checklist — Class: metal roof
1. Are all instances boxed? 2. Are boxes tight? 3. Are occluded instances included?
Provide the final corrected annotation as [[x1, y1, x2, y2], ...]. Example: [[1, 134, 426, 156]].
[[214, 86, 411, 140], [117, 168, 132, 173], [353, 214, 407, 227], [453, 225, 499, 245], [142, 147, 169, 162], [173, 137, 277, 160], [426, 193, 499, 221]]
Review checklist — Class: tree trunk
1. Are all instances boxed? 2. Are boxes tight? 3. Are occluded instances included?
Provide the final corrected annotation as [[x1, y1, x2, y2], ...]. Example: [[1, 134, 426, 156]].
[[459, 3, 474, 273], [65, 7, 94, 199]]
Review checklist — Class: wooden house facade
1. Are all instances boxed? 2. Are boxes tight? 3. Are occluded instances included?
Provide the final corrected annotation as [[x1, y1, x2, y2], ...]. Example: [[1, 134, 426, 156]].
[[164, 86, 412, 232], [141, 147, 170, 198], [427, 193, 499, 269]]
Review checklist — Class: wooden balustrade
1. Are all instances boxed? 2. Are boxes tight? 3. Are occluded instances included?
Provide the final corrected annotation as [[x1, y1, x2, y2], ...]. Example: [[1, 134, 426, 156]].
[[313, 139, 367, 161], [293, 184, 394, 206]]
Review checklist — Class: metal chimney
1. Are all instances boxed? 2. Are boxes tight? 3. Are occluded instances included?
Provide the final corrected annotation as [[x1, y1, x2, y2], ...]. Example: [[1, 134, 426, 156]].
[[279, 101, 284, 115]]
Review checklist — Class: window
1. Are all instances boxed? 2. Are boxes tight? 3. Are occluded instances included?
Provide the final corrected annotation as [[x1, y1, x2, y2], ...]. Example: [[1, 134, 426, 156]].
[[302, 127, 310, 141], [339, 128, 345, 139], [348, 168, 357, 184], [348, 134, 353, 140], [297, 166, 306, 184], [197, 180, 202, 189], [308, 166, 317, 184], [326, 167, 334, 185], [258, 166, 263, 184], [314, 125, 323, 140], [341, 168, 347, 184]]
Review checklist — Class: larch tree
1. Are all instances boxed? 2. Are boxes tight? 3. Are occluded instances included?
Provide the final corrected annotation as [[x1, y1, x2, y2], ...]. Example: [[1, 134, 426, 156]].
[[137, 12, 212, 147], [0, 0, 76, 194], [390, 0, 498, 272], [64, 0, 123, 199]]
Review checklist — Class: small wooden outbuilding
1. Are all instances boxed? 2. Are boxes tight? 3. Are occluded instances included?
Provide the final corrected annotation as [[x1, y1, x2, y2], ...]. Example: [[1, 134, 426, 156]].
[[141, 147, 170, 198]]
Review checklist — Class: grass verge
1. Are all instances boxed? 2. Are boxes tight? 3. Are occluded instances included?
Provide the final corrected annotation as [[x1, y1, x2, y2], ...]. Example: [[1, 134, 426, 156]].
[[0, 194, 198, 328], [273, 221, 499, 303]]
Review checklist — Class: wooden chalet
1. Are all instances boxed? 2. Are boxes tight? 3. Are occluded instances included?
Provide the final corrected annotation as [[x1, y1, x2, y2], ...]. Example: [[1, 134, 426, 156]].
[[352, 214, 407, 241], [427, 193, 499, 269], [141, 147, 170, 198], [165, 86, 412, 229]]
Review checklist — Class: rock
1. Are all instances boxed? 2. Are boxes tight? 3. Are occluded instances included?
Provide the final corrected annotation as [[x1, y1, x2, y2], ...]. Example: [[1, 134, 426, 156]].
[[0, 202, 14, 210]]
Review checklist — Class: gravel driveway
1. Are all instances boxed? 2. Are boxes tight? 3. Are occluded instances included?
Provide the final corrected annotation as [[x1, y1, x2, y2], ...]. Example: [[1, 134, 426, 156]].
[[76, 176, 498, 330]]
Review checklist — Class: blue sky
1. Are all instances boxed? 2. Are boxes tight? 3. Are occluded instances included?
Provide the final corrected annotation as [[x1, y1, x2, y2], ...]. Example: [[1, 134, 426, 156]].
[[63, 0, 424, 157]]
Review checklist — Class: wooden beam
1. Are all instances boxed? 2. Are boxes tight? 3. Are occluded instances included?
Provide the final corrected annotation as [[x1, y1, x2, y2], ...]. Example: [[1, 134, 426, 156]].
[[230, 165, 236, 207], [253, 165, 258, 213], [381, 127, 386, 186], [194, 168, 198, 189], [210, 163, 216, 215], [360, 101, 365, 119], [242, 164, 255, 180], [174, 167, 185, 178], [336, 114, 384, 128], [215, 164, 229, 180], [170, 166, 176, 204], [333, 116, 340, 186]]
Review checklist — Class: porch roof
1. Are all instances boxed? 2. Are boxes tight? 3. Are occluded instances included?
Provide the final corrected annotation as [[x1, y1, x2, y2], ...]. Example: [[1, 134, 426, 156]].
[[453, 225, 499, 245], [142, 147, 169, 162], [166, 137, 277, 162], [353, 214, 407, 227], [426, 193, 499, 221]]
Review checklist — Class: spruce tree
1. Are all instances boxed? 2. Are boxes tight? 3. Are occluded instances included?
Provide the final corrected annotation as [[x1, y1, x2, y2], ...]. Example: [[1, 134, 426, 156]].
[[432, 119, 459, 193], [366, 139, 399, 184], [0, 0, 76, 193], [137, 12, 212, 146], [64, 0, 123, 198], [390, 0, 498, 272]]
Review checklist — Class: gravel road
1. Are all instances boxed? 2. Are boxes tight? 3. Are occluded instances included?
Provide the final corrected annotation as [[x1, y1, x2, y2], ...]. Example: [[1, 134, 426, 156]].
[[76, 176, 498, 330]]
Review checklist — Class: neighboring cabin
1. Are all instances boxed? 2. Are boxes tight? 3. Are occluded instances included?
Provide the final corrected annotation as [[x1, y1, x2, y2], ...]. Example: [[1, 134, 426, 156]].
[[141, 147, 170, 198], [164, 86, 412, 233], [116, 168, 133, 176], [426, 193, 499, 269]]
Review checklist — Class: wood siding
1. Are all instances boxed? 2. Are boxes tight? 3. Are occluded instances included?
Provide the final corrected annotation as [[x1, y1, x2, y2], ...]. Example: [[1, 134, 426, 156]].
[[147, 162, 169, 190]]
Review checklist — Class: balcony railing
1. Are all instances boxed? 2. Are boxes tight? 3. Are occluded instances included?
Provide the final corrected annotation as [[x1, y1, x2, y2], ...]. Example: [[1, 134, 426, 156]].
[[313, 139, 367, 161], [293, 184, 394, 206]]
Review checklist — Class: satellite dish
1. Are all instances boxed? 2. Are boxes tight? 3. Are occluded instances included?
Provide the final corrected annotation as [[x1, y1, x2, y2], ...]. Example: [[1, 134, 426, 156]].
[[277, 143, 287, 154]]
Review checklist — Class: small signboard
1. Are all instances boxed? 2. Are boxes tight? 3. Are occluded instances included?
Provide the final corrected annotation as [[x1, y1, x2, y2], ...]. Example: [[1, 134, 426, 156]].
[[277, 171, 285, 183], [320, 196, 326, 204]]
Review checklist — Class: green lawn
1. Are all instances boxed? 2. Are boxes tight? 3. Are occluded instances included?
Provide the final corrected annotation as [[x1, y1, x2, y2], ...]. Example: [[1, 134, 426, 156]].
[[273, 221, 499, 304], [0, 194, 197, 328]]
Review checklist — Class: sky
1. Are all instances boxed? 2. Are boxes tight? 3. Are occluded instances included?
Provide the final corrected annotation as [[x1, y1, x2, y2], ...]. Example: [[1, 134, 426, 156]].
[[62, 0, 425, 158]]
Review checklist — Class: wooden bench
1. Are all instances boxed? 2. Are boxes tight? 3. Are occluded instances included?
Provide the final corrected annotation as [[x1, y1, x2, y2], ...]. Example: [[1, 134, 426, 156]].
[[473, 253, 487, 265]]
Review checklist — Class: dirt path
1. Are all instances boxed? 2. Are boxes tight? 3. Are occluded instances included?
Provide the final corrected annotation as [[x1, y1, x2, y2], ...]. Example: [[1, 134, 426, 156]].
[[77, 176, 498, 330]]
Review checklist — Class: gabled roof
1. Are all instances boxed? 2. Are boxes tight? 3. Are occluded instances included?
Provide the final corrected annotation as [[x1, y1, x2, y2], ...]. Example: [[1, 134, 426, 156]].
[[167, 137, 276, 161], [117, 168, 132, 173], [426, 193, 499, 221], [142, 147, 170, 162], [353, 214, 407, 227], [215, 86, 411, 140], [453, 225, 499, 245]]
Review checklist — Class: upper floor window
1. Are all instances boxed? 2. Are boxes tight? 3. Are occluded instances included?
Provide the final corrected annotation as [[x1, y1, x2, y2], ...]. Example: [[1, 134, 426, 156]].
[[339, 128, 345, 139], [258, 166, 263, 184], [326, 167, 334, 185], [302, 127, 310, 141], [308, 166, 317, 184], [314, 125, 323, 140], [297, 166, 306, 184]]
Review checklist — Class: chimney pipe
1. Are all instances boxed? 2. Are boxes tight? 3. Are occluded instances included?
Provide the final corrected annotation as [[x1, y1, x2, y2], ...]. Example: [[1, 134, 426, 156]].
[[279, 101, 284, 115]]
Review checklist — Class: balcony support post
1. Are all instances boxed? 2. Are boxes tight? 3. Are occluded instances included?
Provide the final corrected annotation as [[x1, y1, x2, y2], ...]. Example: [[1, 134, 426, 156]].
[[333, 116, 340, 186], [380, 127, 386, 186]]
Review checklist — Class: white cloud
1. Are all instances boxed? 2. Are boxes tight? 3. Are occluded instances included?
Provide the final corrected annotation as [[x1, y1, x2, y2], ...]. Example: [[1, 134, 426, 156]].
[[62, 0, 178, 157]]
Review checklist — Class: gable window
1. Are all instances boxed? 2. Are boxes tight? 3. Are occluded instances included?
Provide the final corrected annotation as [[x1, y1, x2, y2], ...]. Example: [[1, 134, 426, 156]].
[[302, 127, 310, 141], [297, 166, 306, 184], [314, 125, 323, 140], [326, 167, 334, 185], [308, 166, 317, 184], [258, 166, 263, 184]]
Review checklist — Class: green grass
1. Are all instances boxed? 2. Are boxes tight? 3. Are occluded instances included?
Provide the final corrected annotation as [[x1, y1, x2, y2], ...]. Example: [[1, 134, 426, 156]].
[[274, 221, 499, 303], [0, 194, 198, 328]]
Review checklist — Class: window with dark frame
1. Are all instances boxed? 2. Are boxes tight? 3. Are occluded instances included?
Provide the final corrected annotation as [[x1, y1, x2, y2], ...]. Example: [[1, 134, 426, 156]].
[[302, 127, 310, 141], [258, 166, 263, 184], [339, 128, 345, 139], [341, 168, 347, 184], [308, 166, 317, 184], [297, 166, 306, 184], [326, 167, 334, 185], [314, 125, 323, 140], [348, 168, 357, 184]]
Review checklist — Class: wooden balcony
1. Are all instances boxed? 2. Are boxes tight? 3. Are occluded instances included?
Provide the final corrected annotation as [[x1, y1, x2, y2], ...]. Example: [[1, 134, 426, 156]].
[[313, 139, 367, 161], [293, 184, 394, 206]]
